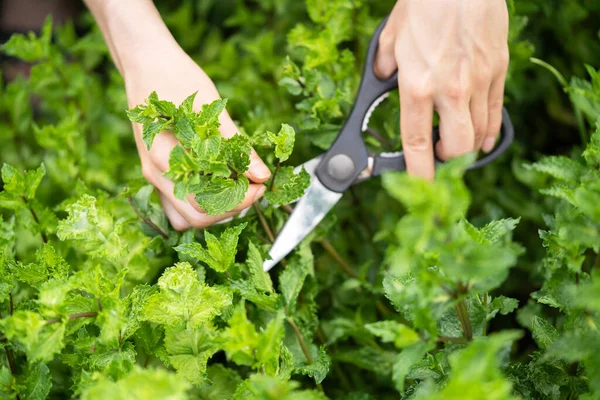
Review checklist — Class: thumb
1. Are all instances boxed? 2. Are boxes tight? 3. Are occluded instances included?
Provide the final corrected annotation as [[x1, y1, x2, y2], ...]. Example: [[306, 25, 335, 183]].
[[246, 149, 271, 183]]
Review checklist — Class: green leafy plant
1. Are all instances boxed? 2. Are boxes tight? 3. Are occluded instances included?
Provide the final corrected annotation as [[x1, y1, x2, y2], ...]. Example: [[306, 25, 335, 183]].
[[1, 1, 600, 399]]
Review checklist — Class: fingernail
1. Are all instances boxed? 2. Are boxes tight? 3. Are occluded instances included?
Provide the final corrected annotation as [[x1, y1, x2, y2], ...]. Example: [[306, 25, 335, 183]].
[[251, 159, 271, 180], [482, 137, 496, 153], [253, 185, 266, 202]]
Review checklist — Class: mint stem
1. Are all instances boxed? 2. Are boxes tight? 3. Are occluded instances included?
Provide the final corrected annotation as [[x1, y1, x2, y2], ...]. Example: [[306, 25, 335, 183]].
[[366, 127, 393, 150], [455, 299, 473, 341], [318, 238, 394, 317], [253, 204, 275, 242], [0, 312, 19, 394], [437, 336, 468, 344], [482, 292, 489, 336], [319, 239, 356, 278], [269, 160, 281, 192], [287, 315, 312, 363], [22, 196, 48, 243], [287, 315, 324, 392], [46, 311, 98, 325], [128, 196, 169, 239]]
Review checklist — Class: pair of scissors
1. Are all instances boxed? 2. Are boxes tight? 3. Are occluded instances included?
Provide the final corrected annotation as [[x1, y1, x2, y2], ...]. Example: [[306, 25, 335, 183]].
[[261, 16, 515, 272]]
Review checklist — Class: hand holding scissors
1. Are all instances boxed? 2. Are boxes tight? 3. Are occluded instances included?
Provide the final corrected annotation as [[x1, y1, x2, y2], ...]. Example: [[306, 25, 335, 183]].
[[262, 15, 514, 271]]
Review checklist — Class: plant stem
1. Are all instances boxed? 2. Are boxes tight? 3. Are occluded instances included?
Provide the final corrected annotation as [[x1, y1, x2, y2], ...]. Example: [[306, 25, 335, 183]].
[[46, 311, 98, 325], [22, 196, 48, 243], [366, 127, 394, 150], [319, 239, 356, 278], [9, 294, 13, 316], [455, 300, 473, 341], [375, 300, 394, 317], [287, 316, 312, 364], [253, 204, 275, 242], [437, 336, 468, 344], [483, 292, 489, 336], [319, 238, 394, 317], [269, 160, 280, 192], [287, 315, 324, 392], [128, 196, 169, 239], [0, 312, 18, 388]]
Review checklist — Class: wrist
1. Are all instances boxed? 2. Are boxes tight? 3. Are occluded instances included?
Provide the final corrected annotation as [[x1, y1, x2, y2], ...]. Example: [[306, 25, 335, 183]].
[[84, 0, 181, 78]]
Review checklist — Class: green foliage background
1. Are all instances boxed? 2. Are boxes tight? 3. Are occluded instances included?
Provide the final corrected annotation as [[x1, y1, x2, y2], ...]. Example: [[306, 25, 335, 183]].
[[1, 0, 600, 399]]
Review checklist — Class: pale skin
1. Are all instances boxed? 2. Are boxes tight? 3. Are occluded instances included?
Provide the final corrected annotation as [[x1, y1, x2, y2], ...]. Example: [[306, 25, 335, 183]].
[[83, 0, 510, 230]]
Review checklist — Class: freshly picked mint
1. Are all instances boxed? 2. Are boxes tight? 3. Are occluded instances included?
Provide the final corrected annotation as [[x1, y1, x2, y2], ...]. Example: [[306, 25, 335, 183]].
[[126, 92, 309, 215]]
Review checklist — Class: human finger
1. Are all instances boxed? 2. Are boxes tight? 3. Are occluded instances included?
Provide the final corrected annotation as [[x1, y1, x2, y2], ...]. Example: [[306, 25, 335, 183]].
[[399, 81, 435, 180], [483, 64, 508, 153], [158, 191, 191, 231], [470, 86, 490, 151], [435, 83, 475, 161]]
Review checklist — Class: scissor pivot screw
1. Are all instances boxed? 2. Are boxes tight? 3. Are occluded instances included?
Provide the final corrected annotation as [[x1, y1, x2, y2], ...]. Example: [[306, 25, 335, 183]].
[[327, 154, 355, 181]]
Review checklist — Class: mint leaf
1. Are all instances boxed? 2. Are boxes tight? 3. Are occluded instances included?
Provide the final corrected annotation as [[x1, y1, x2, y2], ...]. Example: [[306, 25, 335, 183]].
[[194, 175, 249, 215], [531, 316, 559, 350], [224, 134, 252, 173], [278, 247, 311, 310], [80, 366, 191, 400], [365, 321, 421, 349], [246, 241, 274, 293], [267, 123, 295, 162], [255, 311, 285, 375], [0, 311, 65, 364], [142, 262, 232, 329], [165, 325, 219, 385], [222, 302, 260, 367], [1, 163, 45, 200], [21, 363, 52, 400], [1, 16, 53, 62], [175, 222, 247, 272], [142, 121, 168, 149], [265, 166, 310, 206], [392, 342, 433, 393], [56, 194, 100, 241], [294, 346, 331, 384]]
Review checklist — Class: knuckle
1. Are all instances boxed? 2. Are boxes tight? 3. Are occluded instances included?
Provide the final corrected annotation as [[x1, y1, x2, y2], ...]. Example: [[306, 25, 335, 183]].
[[489, 97, 504, 111], [498, 48, 510, 67], [445, 82, 470, 104], [475, 70, 493, 87], [405, 82, 433, 102], [403, 132, 431, 151]]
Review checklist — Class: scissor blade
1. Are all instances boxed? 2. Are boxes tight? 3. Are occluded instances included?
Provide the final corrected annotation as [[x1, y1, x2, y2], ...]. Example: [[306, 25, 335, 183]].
[[262, 175, 342, 271]]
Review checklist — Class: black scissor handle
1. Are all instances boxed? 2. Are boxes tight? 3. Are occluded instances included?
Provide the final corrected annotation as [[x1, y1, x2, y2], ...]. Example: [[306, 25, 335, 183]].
[[315, 16, 398, 193], [371, 107, 515, 176], [315, 14, 515, 193]]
